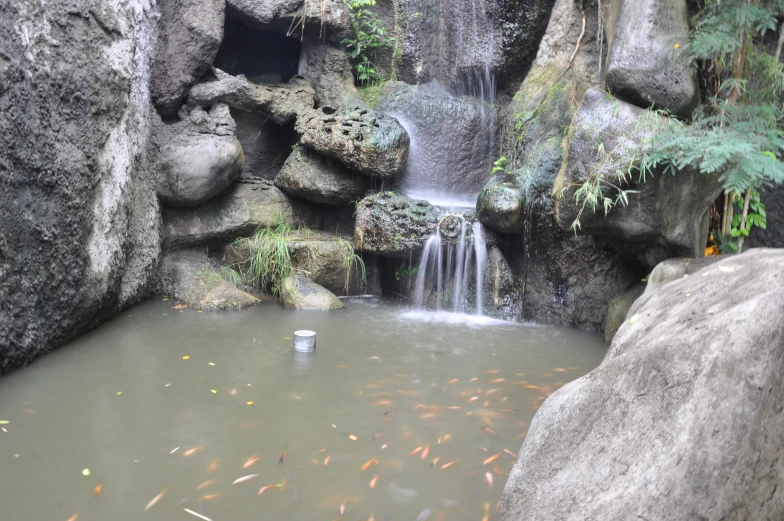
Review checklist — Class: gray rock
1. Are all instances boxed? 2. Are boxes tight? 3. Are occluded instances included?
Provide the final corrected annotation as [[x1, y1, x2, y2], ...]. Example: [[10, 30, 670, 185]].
[[0, 0, 161, 374], [280, 275, 346, 310], [354, 193, 441, 257], [299, 42, 363, 108], [603, 282, 645, 343], [163, 181, 306, 249], [297, 105, 410, 178], [232, 108, 298, 182], [501, 248, 784, 521], [606, 0, 699, 118], [375, 81, 489, 200], [151, 0, 224, 115], [189, 71, 410, 178], [476, 173, 526, 233], [748, 184, 784, 248], [554, 89, 722, 267], [643, 255, 725, 296], [154, 104, 245, 207], [160, 248, 259, 310], [480, 246, 521, 321], [274, 145, 370, 205], [226, 0, 350, 44]]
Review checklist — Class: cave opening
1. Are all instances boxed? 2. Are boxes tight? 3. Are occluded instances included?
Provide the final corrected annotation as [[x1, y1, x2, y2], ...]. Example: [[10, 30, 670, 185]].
[[215, 20, 301, 85]]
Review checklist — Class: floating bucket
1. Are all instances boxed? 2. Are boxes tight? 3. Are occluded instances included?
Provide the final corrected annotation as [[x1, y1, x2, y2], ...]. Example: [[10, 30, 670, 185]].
[[293, 330, 316, 352]]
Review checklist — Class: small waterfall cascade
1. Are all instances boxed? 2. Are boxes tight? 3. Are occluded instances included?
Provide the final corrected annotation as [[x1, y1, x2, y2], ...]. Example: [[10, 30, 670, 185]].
[[412, 215, 489, 316]]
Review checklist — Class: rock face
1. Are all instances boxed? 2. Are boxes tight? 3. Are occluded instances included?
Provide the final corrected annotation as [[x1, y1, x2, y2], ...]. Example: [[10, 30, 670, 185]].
[[643, 255, 725, 296], [354, 193, 441, 256], [232, 109, 298, 181], [274, 145, 370, 205], [160, 248, 258, 310], [605, 0, 699, 118], [0, 0, 161, 373], [155, 104, 245, 207], [280, 275, 346, 310], [555, 89, 722, 267], [226, 0, 350, 44], [603, 281, 645, 343], [287, 234, 378, 296], [188, 71, 410, 178], [501, 248, 784, 521], [163, 181, 306, 249], [299, 42, 363, 108], [151, 0, 224, 115], [748, 184, 784, 248], [375, 81, 490, 200], [480, 246, 521, 321]]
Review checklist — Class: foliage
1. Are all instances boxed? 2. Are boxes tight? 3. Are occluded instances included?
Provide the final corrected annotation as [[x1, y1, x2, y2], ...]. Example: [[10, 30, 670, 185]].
[[226, 223, 295, 295], [358, 83, 385, 108], [334, 238, 367, 294], [341, 0, 393, 85], [491, 156, 508, 175]]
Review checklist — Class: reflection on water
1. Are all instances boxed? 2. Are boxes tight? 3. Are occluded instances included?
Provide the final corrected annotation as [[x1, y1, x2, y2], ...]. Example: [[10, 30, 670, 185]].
[[0, 298, 606, 521]]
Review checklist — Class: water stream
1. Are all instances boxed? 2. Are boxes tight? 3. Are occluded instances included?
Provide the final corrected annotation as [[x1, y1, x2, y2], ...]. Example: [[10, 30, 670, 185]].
[[0, 298, 605, 521]]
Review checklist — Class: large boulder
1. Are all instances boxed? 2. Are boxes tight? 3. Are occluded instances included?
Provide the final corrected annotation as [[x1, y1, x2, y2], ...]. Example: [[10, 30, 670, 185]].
[[154, 104, 245, 207], [160, 248, 259, 310], [299, 42, 363, 108], [605, 0, 699, 118], [162, 181, 306, 249], [501, 248, 784, 521], [554, 89, 722, 267], [226, 0, 350, 44], [274, 145, 370, 205], [375, 81, 490, 201], [151, 0, 224, 115], [643, 254, 725, 296], [479, 246, 521, 321], [603, 281, 645, 343], [0, 0, 161, 374], [189, 71, 410, 178], [354, 193, 440, 257], [280, 275, 346, 310]]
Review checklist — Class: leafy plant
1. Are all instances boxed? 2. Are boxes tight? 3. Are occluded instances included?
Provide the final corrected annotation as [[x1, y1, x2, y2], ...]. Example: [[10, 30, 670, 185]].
[[226, 223, 295, 295], [334, 238, 367, 294], [491, 156, 508, 175], [395, 264, 418, 281], [341, 0, 393, 85]]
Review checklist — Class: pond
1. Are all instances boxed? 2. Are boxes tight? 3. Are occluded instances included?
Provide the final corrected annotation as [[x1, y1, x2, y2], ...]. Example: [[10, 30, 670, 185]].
[[0, 298, 606, 521]]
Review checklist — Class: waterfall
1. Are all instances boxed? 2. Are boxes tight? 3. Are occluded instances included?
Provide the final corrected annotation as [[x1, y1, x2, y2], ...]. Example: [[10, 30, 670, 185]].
[[412, 216, 489, 316]]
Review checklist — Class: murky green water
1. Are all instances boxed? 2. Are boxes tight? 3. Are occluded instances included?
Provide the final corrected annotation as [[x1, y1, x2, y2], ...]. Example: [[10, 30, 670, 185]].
[[0, 298, 606, 521]]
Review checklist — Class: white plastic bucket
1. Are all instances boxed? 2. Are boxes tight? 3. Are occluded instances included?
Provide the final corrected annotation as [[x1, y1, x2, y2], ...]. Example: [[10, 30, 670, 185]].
[[293, 330, 316, 352]]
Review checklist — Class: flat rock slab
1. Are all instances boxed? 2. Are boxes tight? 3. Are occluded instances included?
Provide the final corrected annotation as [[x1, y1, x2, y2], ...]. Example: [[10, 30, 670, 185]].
[[280, 275, 346, 310], [501, 248, 784, 521]]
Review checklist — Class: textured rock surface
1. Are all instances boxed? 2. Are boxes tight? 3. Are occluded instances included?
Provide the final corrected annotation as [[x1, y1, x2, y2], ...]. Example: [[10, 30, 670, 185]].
[[0, 0, 161, 373], [155, 104, 245, 207], [280, 275, 346, 310], [189, 71, 410, 178], [232, 109, 298, 181], [151, 0, 224, 115], [603, 281, 644, 343], [274, 145, 370, 205], [501, 248, 784, 521], [163, 181, 305, 249], [555, 89, 722, 267], [748, 184, 784, 248], [606, 0, 699, 118], [299, 42, 363, 108], [226, 0, 350, 44], [644, 255, 725, 296], [480, 246, 521, 321], [160, 248, 258, 310], [376, 81, 489, 199], [354, 193, 440, 257]]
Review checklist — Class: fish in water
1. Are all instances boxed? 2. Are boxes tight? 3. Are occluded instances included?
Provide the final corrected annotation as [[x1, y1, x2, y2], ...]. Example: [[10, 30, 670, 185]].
[[369, 474, 380, 489], [483, 453, 500, 465], [184, 446, 204, 457], [66, 514, 79, 521], [258, 484, 276, 495], [503, 449, 518, 459], [279, 444, 287, 464], [232, 474, 259, 485], [144, 487, 173, 511], [408, 447, 423, 456], [415, 508, 433, 521], [94, 481, 102, 497], [388, 483, 418, 505], [361, 458, 379, 471], [485, 472, 493, 488], [197, 480, 214, 491], [243, 454, 262, 468], [440, 460, 459, 469], [207, 459, 219, 473], [183, 508, 213, 521], [339, 499, 347, 515], [324, 454, 331, 466], [420, 444, 430, 460]]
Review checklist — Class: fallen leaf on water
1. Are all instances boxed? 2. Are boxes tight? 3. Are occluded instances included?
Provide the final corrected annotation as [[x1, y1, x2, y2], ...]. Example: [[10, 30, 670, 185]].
[[144, 486, 173, 511], [165, 383, 172, 388], [283, 337, 292, 340], [116, 392, 123, 396], [183, 507, 213, 521], [246, 401, 255, 406], [94, 481, 102, 497], [82, 469, 91, 476], [210, 389, 217, 394], [197, 480, 215, 490], [172, 304, 188, 310], [13, 453, 20, 458], [182, 356, 190, 360], [331, 424, 337, 428], [369, 474, 379, 489], [348, 434, 358, 441], [381, 443, 388, 450], [208, 362, 215, 366], [441, 460, 459, 469], [184, 446, 204, 457], [233, 474, 259, 485]]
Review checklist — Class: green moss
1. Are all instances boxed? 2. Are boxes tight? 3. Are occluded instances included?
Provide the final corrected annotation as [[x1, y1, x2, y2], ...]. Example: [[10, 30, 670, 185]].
[[358, 83, 386, 108]]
